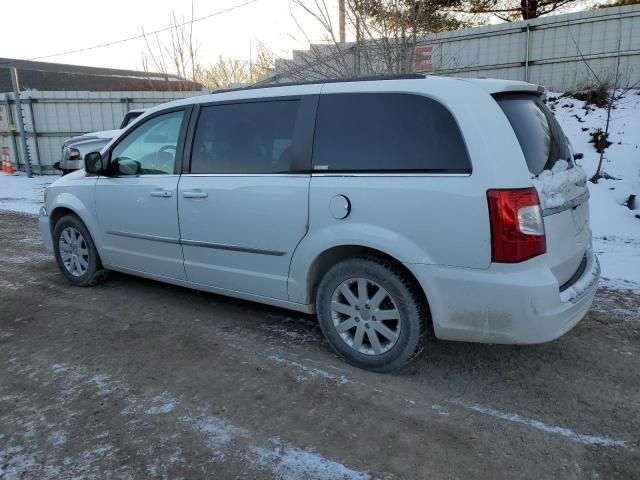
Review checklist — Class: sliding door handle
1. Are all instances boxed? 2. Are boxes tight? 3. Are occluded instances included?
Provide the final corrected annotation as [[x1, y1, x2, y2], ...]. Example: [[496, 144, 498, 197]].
[[150, 190, 172, 198], [182, 191, 208, 199]]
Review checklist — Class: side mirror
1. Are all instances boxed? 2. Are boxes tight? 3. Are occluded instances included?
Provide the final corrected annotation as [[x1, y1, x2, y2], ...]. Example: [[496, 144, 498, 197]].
[[84, 152, 104, 175]]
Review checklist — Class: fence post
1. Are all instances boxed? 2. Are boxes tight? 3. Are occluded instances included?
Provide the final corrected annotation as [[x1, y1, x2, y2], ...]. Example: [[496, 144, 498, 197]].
[[525, 23, 531, 82], [26, 98, 43, 174], [10, 68, 32, 177]]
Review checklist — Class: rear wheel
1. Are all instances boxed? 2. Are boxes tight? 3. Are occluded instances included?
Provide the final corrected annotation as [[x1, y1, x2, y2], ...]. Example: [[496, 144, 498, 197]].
[[316, 257, 427, 372], [53, 215, 107, 287]]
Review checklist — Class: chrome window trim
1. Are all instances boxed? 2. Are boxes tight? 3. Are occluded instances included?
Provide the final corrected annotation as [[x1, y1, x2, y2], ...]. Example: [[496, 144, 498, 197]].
[[178, 172, 469, 177], [180, 173, 310, 178], [542, 190, 590, 217], [101, 174, 182, 179], [311, 172, 471, 177]]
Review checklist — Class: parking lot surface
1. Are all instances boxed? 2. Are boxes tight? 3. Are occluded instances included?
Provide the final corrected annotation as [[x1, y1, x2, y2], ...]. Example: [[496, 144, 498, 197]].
[[1, 212, 639, 479]]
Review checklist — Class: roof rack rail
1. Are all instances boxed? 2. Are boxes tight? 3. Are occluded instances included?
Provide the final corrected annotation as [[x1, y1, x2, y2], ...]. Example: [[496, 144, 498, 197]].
[[209, 73, 427, 95]]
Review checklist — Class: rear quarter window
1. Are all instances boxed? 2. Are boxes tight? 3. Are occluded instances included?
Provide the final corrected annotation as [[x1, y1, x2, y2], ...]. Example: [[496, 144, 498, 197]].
[[495, 93, 571, 176], [312, 93, 471, 173]]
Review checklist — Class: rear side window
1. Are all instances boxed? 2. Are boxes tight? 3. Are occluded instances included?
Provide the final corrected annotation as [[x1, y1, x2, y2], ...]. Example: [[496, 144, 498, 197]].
[[495, 93, 570, 176], [190, 100, 300, 174], [312, 93, 471, 173]]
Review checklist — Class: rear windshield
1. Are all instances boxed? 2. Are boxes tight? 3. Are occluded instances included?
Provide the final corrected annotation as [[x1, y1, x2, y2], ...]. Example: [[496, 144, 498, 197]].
[[495, 93, 570, 176]]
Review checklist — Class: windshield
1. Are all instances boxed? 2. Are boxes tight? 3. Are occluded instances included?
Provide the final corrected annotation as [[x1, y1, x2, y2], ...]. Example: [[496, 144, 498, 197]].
[[495, 93, 571, 176]]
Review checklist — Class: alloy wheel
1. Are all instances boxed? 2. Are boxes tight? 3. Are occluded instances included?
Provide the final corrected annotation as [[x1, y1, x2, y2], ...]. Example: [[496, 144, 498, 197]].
[[330, 278, 401, 355]]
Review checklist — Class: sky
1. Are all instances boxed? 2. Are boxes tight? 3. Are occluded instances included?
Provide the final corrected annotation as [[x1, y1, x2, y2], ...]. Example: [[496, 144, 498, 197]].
[[1, 0, 340, 72]]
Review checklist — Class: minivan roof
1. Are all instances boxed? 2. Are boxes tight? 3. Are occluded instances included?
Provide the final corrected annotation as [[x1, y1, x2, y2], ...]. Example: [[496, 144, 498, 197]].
[[141, 75, 542, 118]]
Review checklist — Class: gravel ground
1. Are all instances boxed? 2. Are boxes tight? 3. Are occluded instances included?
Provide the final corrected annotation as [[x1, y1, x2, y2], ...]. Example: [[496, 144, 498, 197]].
[[1, 212, 639, 479]]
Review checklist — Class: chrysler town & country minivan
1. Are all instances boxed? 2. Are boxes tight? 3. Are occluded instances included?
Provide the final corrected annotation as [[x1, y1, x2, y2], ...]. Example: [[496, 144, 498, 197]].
[[39, 75, 600, 372]]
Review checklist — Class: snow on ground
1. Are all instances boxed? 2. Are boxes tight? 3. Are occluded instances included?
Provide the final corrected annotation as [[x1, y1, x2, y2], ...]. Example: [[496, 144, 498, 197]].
[[550, 90, 640, 291], [0, 90, 638, 290], [0, 172, 59, 215]]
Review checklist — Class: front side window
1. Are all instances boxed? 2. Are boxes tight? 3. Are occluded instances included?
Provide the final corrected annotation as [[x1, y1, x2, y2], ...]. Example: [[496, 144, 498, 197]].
[[111, 110, 185, 175], [190, 100, 300, 174], [312, 93, 471, 172]]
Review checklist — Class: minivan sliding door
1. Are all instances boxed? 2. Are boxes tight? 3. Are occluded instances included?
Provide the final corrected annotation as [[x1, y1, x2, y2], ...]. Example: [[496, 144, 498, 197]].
[[177, 95, 317, 301]]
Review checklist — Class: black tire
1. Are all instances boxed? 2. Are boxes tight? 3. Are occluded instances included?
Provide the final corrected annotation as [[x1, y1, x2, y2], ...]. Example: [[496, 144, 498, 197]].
[[52, 215, 107, 287], [316, 256, 428, 373]]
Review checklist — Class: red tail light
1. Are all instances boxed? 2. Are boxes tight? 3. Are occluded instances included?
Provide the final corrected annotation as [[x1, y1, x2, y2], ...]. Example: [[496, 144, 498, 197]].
[[487, 188, 546, 263]]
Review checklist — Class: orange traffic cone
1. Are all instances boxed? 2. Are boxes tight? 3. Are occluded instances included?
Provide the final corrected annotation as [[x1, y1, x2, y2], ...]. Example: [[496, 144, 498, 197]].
[[5, 160, 14, 174], [1, 157, 6, 173]]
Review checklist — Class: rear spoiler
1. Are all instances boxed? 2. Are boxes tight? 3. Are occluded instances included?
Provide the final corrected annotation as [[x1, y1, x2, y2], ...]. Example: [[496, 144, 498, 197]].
[[460, 78, 545, 97]]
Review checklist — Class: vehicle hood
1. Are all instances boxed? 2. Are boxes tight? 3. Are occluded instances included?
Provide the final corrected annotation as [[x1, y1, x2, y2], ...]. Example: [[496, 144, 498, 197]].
[[50, 167, 89, 187], [65, 129, 122, 146]]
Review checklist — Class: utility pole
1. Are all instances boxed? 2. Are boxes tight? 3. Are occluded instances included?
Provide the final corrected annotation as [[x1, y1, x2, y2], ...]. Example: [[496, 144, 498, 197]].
[[10, 68, 32, 177], [339, 0, 346, 44]]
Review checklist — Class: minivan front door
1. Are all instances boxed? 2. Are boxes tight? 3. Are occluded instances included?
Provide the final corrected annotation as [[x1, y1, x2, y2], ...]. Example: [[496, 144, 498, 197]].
[[95, 108, 189, 279], [177, 97, 316, 300]]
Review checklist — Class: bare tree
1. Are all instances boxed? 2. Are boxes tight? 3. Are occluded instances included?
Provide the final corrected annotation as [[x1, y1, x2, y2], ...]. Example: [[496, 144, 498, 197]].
[[142, 4, 274, 90], [197, 43, 275, 89], [268, 0, 464, 83], [141, 7, 200, 91]]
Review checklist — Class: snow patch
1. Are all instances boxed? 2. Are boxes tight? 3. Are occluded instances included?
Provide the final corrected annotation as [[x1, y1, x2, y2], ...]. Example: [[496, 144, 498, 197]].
[[144, 393, 178, 415], [532, 160, 588, 209], [250, 437, 372, 480], [269, 355, 350, 385], [0, 172, 59, 215], [431, 404, 450, 417], [559, 250, 600, 303], [457, 402, 626, 447]]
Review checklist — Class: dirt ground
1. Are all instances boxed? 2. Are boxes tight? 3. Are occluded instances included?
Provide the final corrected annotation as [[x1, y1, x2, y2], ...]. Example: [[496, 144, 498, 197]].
[[0, 211, 638, 480]]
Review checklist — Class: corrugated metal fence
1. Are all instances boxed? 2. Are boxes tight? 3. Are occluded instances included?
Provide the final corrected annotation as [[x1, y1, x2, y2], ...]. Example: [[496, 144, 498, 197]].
[[414, 4, 640, 91], [268, 5, 640, 92], [0, 90, 204, 174]]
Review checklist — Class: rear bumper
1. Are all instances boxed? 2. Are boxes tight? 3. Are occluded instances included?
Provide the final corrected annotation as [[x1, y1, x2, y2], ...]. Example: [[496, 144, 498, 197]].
[[409, 248, 600, 344], [39, 206, 53, 252]]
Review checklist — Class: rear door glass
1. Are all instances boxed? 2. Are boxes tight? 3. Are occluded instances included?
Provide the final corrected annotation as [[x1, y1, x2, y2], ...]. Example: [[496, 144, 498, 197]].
[[190, 100, 300, 174], [312, 93, 471, 173], [495, 93, 570, 176]]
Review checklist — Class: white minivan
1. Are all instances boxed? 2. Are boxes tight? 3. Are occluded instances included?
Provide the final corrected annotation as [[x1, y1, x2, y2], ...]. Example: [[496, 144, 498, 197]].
[[39, 75, 599, 372]]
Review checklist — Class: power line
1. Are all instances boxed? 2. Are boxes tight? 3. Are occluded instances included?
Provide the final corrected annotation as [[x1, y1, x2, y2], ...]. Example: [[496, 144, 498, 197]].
[[0, 0, 259, 68]]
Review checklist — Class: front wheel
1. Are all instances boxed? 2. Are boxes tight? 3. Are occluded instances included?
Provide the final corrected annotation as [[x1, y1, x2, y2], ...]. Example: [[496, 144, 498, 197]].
[[53, 215, 107, 287], [316, 257, 428, 372]]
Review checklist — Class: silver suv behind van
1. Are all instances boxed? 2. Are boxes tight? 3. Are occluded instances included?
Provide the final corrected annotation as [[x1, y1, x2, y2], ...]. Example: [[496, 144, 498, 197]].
[[39, 75, 599, 372]]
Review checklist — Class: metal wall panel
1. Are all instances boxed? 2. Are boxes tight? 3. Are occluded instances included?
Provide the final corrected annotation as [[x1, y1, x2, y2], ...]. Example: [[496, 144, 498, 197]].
[[270, 4, 640, 94], [0, 90, 203, 173]]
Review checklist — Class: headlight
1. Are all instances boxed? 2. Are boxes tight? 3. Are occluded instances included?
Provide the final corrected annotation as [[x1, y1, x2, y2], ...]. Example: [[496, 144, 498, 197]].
[[63, 146, 81, 160]]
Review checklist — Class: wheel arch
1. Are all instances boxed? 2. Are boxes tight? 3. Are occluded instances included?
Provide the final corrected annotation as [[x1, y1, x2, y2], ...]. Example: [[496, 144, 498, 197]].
[[49, 196, 103, 253], [49, 206, 77, 232], [304, 245, 431, 320]]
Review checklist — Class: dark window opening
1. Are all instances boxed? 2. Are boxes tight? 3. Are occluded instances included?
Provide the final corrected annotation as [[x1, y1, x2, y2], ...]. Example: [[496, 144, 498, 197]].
[[190, 100, 300, 174], [312, 93, 471, 173], [495, 93, 571, 176]]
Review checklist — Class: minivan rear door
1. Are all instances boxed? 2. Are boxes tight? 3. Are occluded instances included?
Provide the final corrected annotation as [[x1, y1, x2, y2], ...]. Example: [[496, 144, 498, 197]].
[[177, 96, 318, 301], [496, 93, 590, 287]]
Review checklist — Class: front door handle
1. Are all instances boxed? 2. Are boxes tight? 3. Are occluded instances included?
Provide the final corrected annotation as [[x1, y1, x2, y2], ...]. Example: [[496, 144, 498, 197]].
[[182, 191, 208, 199], [150, 190, 172, 198]]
